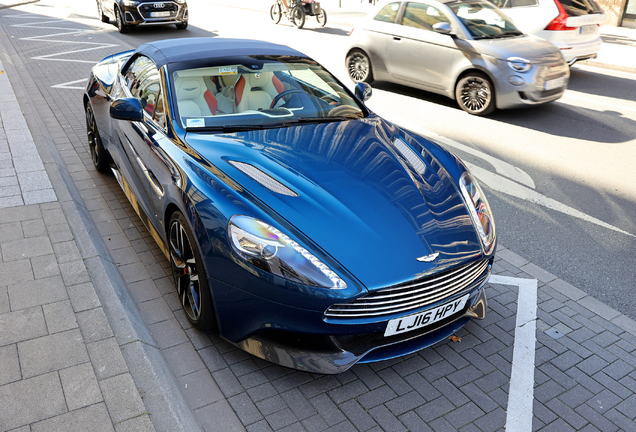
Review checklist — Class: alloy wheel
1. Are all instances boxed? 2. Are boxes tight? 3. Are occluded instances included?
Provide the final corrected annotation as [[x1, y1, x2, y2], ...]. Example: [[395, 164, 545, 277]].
[[456, 74, 494, 115], [169, 218, 202, 323], [347, 51, 372, 83], [85, 107, 108, 172]]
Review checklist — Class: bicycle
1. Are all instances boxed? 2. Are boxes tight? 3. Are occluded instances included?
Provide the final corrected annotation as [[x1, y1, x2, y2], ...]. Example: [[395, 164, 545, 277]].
[[270, 0, 327, 29]]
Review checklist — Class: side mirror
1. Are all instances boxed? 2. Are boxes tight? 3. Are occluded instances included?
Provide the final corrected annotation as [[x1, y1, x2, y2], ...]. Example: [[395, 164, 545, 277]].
[[354, 82, 372, 102], [110, 97, 144, 121], [433, 22, 452, 35]]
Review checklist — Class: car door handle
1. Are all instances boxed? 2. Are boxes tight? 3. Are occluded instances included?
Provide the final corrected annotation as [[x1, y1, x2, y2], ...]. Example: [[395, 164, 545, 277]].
[[393, 37, 401, 41]]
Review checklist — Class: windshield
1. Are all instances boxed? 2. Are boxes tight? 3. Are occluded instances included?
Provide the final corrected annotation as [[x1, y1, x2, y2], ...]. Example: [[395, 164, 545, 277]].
[[169, 56, 365, 131], [449, 2, 522, 39]]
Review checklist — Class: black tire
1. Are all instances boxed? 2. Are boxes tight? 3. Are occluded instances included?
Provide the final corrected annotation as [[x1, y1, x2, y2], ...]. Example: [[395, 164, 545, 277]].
[[455, 72, 496, 116], [168, 212, 217, 332], [270, 2, 281, 24], [85, 105, 110, 173], [115, 7, 129, 33], [346, 49, 373, 84], [97, 1, 109, 23], [176, 21, 188, 30], [290, 4, 305, 29], [316, 9, 327, 27]]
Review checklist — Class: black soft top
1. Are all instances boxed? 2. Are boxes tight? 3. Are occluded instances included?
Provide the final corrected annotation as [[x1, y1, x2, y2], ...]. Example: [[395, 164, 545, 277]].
[[134, 38, 305, 69]]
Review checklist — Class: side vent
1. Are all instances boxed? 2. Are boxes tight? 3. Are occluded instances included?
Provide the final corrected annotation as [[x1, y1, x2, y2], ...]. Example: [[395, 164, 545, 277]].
[[394, 138, 426, 175], [228, 161, 299, 197]]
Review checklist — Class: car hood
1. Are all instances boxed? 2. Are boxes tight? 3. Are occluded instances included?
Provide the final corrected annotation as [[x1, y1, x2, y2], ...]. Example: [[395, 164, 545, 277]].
[[185, 118, 482, 290], [472, 35, 563, 63]]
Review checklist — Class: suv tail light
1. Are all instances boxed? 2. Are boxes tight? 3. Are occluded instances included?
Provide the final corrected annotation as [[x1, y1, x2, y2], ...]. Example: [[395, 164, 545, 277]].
[[544, 0, 577, 31], [349, 27, 355, 37]]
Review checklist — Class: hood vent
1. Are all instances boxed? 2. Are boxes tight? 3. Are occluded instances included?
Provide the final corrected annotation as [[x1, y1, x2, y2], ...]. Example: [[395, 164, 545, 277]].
[[228, 161, 298, 197], [394, 138, 426, 175]]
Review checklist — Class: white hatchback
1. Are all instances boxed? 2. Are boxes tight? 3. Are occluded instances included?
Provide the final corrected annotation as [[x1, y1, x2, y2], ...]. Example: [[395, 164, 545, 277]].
[[490, 0, 606, 65]]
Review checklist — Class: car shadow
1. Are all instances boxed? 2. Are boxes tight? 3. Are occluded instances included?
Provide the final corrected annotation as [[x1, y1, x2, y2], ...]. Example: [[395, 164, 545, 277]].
[[568, 66, 636, 102], [372, 78, 634, 144], [487, 101, 635, 143], [107, 24, 217, 42], [309, 27, 350, 36], [371, 80, 458, 110]]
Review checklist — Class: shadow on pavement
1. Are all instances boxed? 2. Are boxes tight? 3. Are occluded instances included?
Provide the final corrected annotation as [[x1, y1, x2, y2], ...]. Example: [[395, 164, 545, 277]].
[[568, 66, 636, 102]]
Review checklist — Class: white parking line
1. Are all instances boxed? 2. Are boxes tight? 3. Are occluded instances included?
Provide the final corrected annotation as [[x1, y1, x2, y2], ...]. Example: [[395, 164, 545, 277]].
[[8, 16, 118, 85], [489, 275, 538, 432]]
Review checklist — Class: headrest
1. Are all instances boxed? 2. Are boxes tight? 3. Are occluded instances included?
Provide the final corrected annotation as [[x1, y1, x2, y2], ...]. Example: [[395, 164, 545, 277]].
[[176, 78, 204, 101], [246, 72, 273, 88]]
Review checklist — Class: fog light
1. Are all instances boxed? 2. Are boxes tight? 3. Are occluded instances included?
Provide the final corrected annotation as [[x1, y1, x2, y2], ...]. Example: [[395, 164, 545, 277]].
[[508, 76, 525, 86]]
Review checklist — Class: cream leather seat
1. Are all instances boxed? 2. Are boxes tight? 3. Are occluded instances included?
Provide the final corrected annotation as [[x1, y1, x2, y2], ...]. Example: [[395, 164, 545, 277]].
[[175, 76, 214, 118], [234, 72, 286, 113]]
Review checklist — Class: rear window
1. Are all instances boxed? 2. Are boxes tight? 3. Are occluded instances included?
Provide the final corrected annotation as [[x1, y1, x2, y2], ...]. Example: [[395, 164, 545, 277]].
[[558, 0, 603, 16], [374, 2, 401, 22]]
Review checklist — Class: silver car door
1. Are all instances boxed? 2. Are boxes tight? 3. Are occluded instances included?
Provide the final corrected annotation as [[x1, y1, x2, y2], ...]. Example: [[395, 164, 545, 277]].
[[387, 2, 463, 91]]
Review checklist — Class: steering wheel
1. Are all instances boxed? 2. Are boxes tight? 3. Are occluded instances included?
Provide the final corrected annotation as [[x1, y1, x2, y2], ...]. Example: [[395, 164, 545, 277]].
[[327, 104, 362, 117], [271, 89, 303, 108]]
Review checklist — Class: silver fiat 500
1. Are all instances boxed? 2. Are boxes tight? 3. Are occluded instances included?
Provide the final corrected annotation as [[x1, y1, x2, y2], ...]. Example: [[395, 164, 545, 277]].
[[346, 0, 569, 115]]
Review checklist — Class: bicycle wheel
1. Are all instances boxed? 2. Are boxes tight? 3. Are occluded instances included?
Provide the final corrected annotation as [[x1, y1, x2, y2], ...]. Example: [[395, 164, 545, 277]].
[[316, 9, 327, 27], [270, 2, 281, 24], [290, 5, 305, 29]]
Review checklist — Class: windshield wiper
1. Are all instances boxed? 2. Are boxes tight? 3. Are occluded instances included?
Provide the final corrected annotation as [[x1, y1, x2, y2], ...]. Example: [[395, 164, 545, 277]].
[[186, 123, 288, 133], [284, 116, 349, 124]]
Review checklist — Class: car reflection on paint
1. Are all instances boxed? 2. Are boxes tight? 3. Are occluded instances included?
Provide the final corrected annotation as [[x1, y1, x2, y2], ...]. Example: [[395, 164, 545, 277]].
[[83, 38, 496, 374]]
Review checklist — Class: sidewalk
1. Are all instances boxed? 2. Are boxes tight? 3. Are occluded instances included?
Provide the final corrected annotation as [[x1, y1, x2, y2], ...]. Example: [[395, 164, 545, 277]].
[[0, 29, 201, 432], [0, 53, 153, 431]]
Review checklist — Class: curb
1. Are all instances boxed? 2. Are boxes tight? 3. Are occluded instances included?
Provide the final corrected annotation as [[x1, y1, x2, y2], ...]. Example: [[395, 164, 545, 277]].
[[0, 19, 202, 432]]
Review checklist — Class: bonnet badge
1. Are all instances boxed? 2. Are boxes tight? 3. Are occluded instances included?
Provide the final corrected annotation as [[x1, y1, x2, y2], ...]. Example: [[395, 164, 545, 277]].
[[417, 253, 439, 262]]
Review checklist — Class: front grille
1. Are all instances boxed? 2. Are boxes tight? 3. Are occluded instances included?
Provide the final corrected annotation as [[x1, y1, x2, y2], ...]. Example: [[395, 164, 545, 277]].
[[325, 259, 489, 319], [138, 2, 178, 19]]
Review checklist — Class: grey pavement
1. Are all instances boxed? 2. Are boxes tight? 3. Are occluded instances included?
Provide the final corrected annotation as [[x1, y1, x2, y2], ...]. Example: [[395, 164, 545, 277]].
[[0, 1, 635, 431]]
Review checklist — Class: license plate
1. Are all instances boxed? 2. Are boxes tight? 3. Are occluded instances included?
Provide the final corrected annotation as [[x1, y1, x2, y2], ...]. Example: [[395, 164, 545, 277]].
[[150, 11, 171, 17], [384, 294, 469, 337], [580, 25, 596, 34], [544, 76, 566, 91]]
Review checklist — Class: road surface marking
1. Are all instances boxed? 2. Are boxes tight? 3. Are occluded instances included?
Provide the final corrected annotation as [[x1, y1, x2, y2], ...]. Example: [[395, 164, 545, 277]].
[[489, 275, 538, 432]]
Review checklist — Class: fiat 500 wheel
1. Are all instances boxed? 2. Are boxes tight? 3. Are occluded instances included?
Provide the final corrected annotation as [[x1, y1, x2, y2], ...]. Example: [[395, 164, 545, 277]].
[[455, 73, 496, 116], [169, 212, 217, 331]]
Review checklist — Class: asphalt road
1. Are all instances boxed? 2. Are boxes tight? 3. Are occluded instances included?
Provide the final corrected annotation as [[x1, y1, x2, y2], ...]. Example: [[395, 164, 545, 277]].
[[17, 0, 636, 320]]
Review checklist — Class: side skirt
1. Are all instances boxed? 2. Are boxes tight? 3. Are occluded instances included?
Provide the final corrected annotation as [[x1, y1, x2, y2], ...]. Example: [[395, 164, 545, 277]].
[[111, 166, 170, 260]]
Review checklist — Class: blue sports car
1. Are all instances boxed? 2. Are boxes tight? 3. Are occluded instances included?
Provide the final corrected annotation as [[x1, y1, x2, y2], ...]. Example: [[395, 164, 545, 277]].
[[84, 38, 496, 374]]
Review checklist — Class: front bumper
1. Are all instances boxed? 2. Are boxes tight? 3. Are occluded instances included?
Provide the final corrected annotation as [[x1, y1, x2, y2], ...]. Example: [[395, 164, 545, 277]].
[[122, 1, 188, 26], [496, 61, 570, 109], [211, 260, 492, 374]]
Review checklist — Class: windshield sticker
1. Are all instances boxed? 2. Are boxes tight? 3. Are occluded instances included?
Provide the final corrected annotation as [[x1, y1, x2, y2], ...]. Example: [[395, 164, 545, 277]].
[[186, 118, 205, 128], [219, 66, 238, 75]]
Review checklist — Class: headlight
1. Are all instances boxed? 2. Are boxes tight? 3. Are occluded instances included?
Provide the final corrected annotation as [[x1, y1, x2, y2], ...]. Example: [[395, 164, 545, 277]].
[[459, 172, 496, 255], [229, 215, 347, 289], [507, 57, 531, 73], [122, 1, 139, 6], [175, 0, 186, 3]]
